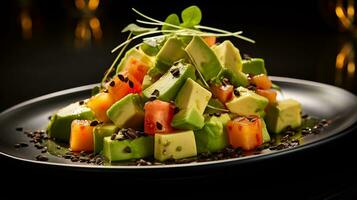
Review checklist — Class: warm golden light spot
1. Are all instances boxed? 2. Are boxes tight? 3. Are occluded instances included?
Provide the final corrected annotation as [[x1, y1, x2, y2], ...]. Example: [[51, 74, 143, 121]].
[[75, 0, 85, 10], [336, 53, 345, 69], [88, 0, 99, 11], [89, 17, 100, 29], [20, 11, 32, 39], [347, 61, 355, 74]]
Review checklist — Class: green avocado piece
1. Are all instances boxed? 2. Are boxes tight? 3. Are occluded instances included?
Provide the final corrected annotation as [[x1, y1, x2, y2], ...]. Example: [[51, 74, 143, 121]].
[[212, 68, 249, 87], [116, 47, 153, 74], [265, 99, 302, 134], [154, 37, 188, 73], [103, 135, 154, 162], [47, 101, 95, 142], [142, 63, 196, 102], [154, 130, 197, 161], [142, 74, 154, 90], [171, 108, 205, 130], [175, 78, 212, 114], [242, 58, 267, 75], [225, 87, 268, 117], [261, 119, 271, 143], [194, 113, 230, 153], [106, 94, 144, 129], [213, 40, 243, 75], [185, 36, 222, 80], [93, 124, 119, 154]]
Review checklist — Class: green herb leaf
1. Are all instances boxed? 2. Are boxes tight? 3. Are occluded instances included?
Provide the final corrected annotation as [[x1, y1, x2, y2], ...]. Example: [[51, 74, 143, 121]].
[[180, 5, 202, 28], [162, 14, 180, 32], [122, 23, 157, 35]]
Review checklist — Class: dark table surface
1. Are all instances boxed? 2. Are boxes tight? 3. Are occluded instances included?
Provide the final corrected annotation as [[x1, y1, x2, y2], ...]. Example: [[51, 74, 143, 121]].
[[0, 0, 356, 198]]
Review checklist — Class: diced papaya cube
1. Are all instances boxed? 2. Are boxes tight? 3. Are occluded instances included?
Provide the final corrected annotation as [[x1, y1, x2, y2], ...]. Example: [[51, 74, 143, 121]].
[[203, 36, 216, 47], [226, 116, 263, 151], [256, 89, 277, 104], [252, 74, 272, 90], [70, 120, 95, 152], [126, 57, 150, 84], [107, 72, 142, 102], [211, 84, 234, 103], [87, 92, 114, 122], [144, 100, 175, 135]]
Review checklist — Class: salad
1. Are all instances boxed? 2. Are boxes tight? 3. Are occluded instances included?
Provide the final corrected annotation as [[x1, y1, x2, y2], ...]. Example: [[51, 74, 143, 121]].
[[44, 6, 318, 165]]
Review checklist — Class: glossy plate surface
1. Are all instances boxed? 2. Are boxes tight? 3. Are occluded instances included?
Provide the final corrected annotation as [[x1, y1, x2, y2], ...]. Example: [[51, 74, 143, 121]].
[[0, 77, 356, 170]]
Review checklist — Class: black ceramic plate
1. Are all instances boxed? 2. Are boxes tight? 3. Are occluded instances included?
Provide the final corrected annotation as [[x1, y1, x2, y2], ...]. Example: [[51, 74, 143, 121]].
[[0, 77, 356, 171]]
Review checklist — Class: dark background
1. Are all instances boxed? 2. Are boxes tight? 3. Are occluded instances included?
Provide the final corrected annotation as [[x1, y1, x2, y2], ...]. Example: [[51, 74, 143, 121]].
[[0, 0, 356, 198]]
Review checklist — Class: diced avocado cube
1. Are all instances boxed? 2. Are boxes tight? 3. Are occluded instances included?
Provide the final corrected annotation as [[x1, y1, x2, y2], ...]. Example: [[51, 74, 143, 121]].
[[242, 58, 267, 75], [93, 124, 119, 154], [171, 108, 205, 130], [185, 36, 222, 80], [103, 136, 154, 162], [106, 94, 144, 129], [261, 119, 271, 143], [195, 113, 230, 153], [142, 74, 154, 90], [154, 130, 197, 161], [225, 87, 268, 117], [213, 68, 249, 87], [47, 101, 95, 142], [116, 47, 153, 73], [143, 63, 196, 102], [175, 78, 212, 114], [265, 99, 302, 134], [213, 40, 243, 75], [154, 37, 187, 73]]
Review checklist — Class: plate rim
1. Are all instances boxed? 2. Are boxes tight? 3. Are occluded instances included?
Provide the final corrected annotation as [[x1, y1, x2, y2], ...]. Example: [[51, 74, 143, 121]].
[[1, 76, 356, 170]]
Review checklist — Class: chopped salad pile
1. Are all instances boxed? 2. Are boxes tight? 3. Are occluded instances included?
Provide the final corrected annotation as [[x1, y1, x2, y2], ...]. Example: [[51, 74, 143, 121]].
[[47, 6, 303, 163]]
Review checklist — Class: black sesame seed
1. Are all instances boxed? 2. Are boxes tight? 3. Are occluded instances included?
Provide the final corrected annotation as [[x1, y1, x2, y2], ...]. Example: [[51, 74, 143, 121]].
[[90, 121, 99, 127], [151, 89, 160, 97], [48, 116, 52, 120], [156, 122, 163, 130], [95, 157, 103, 165], [123, 146, 132, 153], [110, 134, 117, 140], [35, 144, 44, 149], [124, 77, 129, 83], [109, 80, 115, 87], [148, 95, 157, 101], [79, 101, 84, 105], [20, 143, 28, 147], [128, 80, 134, 88], [247, 85, 256, 91], [63, 155, 72, 159], [41, 147, 48, 153], [118, 74, 125, 81], [174, 107, 180, 114], [234, 89, 240, 97], [36, 155, 48, 161], [222, 78, 230, 86], [15, 127, 23, 131], [71, 157, 79, 162], [170, 68, 180, 77], [301, 114, 309, 119], [214, 112, 221, 117]]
